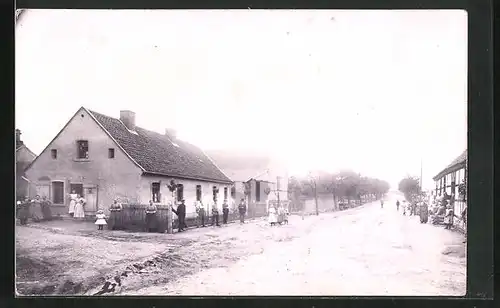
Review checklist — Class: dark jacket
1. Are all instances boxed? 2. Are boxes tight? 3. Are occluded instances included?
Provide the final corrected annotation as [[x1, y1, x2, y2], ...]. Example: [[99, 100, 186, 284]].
[[172, 203, 186, 218], [238, 203, 247, 214]]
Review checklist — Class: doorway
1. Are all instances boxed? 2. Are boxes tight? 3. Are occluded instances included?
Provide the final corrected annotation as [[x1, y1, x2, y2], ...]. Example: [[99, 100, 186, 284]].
[[70, 183, 84, 197]]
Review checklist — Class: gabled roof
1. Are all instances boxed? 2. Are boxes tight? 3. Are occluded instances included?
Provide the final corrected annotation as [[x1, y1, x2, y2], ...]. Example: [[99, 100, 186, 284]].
[[432, 149, 467, 180], [87, 109, 232, 184]]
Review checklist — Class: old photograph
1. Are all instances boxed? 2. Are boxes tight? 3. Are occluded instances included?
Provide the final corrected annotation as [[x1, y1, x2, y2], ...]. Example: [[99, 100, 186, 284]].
[[15, 9, 467, 296]]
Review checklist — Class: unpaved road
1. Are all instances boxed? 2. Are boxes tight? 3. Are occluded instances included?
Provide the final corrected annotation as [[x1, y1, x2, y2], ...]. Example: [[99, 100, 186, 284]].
[[128, 197, 466, 296]]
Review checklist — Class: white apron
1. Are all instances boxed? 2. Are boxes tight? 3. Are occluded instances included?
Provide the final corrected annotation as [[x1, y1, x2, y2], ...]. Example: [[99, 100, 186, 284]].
[[268, 207, 278, 223], [68, 193, 78, 214], [74, 198, 86, 218], [95, 213, 107, 225]]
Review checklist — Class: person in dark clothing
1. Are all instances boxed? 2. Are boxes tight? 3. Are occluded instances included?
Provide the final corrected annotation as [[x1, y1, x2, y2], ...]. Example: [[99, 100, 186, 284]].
[[238, 198, 247, 223], [380, 199, 384, 209], [145, 200, 158, 232], [396, 200, 400, 211], [171, 199, 187, 232], [222, 200, 230, 224], [40, 196, 52, 221], [211, 201, 220, 226], [461, 206, 467, 243], [18, 197, 31, 225]]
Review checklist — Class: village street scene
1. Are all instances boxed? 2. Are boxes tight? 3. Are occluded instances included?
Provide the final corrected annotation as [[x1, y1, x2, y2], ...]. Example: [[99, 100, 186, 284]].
[[15, 10, 467, 296]]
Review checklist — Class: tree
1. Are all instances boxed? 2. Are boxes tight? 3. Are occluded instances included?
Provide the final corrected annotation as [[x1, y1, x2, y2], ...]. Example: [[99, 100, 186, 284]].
[[398, 176, 421, 202]]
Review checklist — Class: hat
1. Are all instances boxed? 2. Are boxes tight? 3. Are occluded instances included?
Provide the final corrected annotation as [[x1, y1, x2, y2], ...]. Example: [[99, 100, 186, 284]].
[[97, 209, 104, 214]]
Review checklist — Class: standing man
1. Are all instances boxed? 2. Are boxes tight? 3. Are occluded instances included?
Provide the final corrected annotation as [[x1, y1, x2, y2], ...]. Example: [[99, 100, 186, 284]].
[[211, 199, 220, 227], [238, 198, 247, 223], [396, 200, 400, 211], [380, 199, 384, 209], [195, 200, 206, 228], [171, 199, 187, 232], [222, 200, 230, 224]]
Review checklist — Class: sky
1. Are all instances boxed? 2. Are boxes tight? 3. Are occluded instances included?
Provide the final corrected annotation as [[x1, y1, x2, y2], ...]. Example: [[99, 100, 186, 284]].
[[15, 9, 467, 190]]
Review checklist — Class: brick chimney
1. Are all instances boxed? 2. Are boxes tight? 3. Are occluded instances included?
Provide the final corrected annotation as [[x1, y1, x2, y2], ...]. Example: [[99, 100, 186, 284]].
[[165, 128, 177, 139], [15, 129, 23, 148], [120, 110, 136, 131]]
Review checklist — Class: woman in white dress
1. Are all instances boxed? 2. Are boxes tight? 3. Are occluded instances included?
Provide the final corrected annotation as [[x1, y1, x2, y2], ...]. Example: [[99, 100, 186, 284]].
[[268, 205, 278, 226], [68, 190, 78, 217], [73, 194, 86, 220]]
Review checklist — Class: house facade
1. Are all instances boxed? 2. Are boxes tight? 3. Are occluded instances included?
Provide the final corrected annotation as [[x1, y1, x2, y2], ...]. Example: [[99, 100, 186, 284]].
[[25, 107, 233, 218], [206, 150, 289, 215], [432, 149, 467, 229], [16, 129, 37, 200]]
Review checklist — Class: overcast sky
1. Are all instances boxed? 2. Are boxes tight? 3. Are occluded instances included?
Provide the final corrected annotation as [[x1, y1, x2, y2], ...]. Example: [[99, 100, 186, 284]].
[[15, 9, 467, 189]]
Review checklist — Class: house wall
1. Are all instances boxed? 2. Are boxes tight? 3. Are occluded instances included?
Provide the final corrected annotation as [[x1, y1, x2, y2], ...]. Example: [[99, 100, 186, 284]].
[[25, 108, 143, 216], [16, 147, 37, 199], [138, 175, 232, 219]]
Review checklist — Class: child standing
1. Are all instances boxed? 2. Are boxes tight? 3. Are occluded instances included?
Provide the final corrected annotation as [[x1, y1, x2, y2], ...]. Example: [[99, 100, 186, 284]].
[[95, 210, 107, 230]]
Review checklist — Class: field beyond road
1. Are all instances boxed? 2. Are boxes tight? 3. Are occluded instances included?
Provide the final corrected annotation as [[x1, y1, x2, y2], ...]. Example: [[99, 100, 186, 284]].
[[15, 196, 466, 296]]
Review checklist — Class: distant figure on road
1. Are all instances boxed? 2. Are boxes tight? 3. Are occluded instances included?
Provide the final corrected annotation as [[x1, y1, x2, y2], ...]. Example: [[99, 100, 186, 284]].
[[238, 198, 247, 223], [380, 199, 384, 209], [171, 199, 187, 232], [396, 200, 400, 211], [222, 200, 230, 224], [402, 200, 407, 215]]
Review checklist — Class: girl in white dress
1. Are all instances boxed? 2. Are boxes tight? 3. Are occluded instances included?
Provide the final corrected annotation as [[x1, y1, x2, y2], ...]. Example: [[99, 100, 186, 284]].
[[73, 195, 86, 220], [268, 205, 278, 226], [95, 210, 107, 230], [68, 190, 78, 217]]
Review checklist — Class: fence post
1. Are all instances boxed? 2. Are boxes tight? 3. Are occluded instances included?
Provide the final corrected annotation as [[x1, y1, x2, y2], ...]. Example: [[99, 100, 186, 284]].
[[166, 197, 173, 234]]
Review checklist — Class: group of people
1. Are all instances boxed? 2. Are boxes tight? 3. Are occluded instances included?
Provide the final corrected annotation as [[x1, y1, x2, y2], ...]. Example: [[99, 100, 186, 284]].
[[16, 195, 52, 225], [96, 198, 250, 233], [267, 204, 289, 226]]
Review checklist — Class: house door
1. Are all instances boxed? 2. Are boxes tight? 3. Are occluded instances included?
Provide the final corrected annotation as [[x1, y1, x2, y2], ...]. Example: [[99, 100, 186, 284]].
[[83, 185, 97, 214]]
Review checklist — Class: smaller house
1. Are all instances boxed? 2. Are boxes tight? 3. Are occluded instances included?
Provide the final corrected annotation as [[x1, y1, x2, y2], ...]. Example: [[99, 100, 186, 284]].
[[15, 129, 37, 200], [432, 149, 467, 229], [206, 150, 289, 215]]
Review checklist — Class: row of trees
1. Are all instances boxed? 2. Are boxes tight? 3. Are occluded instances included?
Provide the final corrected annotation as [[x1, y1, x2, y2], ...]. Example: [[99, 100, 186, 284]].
[[288, 170, 390, 206]]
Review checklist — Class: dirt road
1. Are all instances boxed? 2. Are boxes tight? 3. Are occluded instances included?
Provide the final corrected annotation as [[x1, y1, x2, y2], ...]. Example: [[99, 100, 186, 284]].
[[125, 196, 466, 296]]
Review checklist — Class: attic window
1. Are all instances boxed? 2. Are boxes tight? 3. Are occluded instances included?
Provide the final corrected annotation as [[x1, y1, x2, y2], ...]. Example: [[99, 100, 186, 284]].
[[108, 148, 115, 159], [76, 140, 89, 159], [51, 149, 57, 159]]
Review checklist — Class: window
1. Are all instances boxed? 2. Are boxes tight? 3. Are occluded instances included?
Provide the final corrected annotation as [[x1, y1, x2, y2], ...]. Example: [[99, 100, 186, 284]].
[[255, 181, 261, 202], [230, 186, 236, 198], [177, 184, 184, 201], [52, 181, 64, 204], [51, 149, 57, 159], [212, 186, 218, 201], [196, 185, 202, 201], [223, 187, 228, 200], [151, 182, 161, 203], [108, 148, 115, 159], [76, 140, 89, 159]]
